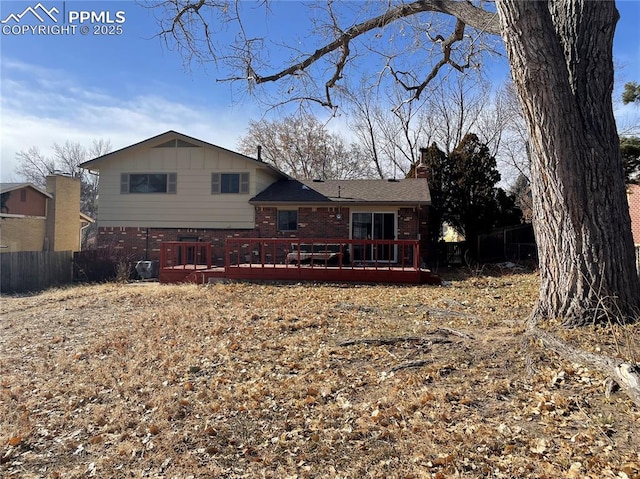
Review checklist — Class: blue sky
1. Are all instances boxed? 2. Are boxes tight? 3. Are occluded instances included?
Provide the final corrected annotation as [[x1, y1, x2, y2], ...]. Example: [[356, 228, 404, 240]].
[[1, 0, 639, 182]]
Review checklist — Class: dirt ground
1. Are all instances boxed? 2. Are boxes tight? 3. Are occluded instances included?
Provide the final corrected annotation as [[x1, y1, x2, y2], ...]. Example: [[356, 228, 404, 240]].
[[1, 272, 639, 478]]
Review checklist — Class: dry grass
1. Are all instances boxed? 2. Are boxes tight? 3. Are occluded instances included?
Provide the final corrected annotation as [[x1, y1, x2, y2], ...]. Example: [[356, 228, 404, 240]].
[[1, 272, 639, 478]]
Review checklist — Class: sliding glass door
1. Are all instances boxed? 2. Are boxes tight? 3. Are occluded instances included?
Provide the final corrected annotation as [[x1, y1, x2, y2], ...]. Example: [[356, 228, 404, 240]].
[[351, 212, 396, 262]]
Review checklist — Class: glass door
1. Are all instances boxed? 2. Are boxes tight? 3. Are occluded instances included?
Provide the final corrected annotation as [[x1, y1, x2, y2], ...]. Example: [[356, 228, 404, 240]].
[[351, 212, 396, 262], [374, 212, 395, 261]]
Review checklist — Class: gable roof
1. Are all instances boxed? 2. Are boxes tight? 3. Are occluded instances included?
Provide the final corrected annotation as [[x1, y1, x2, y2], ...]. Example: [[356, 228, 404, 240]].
[[0, 182, 52, 198], [250, 178, 430, 205], [79, 130, 287, 177]]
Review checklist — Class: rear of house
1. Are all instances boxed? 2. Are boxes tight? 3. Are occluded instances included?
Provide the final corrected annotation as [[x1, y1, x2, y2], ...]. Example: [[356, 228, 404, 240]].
[[80, 131, 431, 266]]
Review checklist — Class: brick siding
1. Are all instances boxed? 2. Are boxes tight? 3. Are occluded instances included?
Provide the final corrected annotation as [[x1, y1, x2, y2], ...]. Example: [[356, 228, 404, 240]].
[[629, 184, 640, 246], [97, 227, 258, 265], [97, 205, 427, 264]]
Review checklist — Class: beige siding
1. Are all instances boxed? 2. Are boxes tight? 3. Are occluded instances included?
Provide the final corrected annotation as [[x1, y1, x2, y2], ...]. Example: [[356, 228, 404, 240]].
[[0, 216, 46, 252], [96, 144, 281, 228], [255, 168, 279, 195]]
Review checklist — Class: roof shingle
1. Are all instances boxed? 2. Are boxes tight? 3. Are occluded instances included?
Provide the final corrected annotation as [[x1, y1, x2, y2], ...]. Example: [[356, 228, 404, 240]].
[[251, 178, 430, 204]]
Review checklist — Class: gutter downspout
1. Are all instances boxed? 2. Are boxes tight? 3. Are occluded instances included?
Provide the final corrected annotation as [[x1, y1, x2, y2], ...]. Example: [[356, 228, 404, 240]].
[[80, 221, 91, 251]]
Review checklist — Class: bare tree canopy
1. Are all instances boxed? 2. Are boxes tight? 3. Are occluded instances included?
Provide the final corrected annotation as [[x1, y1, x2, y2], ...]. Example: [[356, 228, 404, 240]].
[[15, 139, 111, 189], [151, 0, 640, 326], [15, 139, 111, 246], [150, 0, 502, 109], [237, 114, 373, 180], [345, 74, 514, 179]]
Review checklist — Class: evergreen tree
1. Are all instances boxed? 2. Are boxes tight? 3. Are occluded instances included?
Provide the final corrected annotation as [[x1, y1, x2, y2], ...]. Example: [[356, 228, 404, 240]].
[[620, 136, 640, 184], [622, 81, 640, 105]]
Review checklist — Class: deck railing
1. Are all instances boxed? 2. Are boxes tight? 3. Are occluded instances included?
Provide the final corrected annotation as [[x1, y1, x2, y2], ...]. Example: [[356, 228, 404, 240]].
[[160, 239, 426, 284], [160, 238, 421, 273], [225, 238, 420, 271], [160, 241, 213, 270]]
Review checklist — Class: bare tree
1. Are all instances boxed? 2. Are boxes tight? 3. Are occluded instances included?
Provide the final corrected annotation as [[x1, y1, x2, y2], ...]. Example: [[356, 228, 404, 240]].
[[346, 84, 431, 179], [345, 87, 389, 179], [152, 0, 639, 327], [494, 81, 531, 186], [346, 73, 517, 181], [237, 114, 372, 180]]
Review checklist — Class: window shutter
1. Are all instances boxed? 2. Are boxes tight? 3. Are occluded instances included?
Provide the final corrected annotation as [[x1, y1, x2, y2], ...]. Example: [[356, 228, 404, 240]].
[[211, 173, 220, 194], [167, 173, 177, 194], [240, 173, 249, 194], [120, 174, 129, 194]]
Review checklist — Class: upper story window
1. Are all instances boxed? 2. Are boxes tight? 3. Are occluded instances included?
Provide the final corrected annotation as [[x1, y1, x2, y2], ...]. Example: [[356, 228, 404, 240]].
[[121, 173, 177, 194], [20, 189, 27, 202], [211, 173, 249, 194]]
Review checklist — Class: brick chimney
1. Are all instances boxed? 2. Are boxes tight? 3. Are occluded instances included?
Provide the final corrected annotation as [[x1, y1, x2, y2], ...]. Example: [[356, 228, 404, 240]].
[[45, 174, 81, 252], [416, 147, 429, 179]]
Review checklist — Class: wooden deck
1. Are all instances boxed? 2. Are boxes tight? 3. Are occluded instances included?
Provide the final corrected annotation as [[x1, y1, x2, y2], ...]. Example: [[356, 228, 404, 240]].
[[159, 239, 440, 285]]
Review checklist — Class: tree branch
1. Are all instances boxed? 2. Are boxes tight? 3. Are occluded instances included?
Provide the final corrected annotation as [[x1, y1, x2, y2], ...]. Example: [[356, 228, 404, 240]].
[[153, 0, 499, 108], [250, 0, 498, 100], [391, 17, 481, 108]]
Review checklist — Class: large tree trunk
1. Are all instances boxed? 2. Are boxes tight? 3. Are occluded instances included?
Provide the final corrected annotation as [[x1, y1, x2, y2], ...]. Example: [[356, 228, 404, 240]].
[[496, 0, 640, 326]]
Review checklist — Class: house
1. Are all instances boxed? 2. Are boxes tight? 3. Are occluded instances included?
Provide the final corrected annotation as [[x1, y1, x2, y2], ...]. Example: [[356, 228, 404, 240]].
[[0, 175, 92, 252], [80, 130, 431, 265]]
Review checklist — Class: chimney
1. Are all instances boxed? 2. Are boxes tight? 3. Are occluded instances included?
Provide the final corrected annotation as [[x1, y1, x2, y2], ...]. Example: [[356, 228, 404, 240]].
[[416, 147, 429, 179], [45, 174, 81, 252], [257, 145, 262, 162]]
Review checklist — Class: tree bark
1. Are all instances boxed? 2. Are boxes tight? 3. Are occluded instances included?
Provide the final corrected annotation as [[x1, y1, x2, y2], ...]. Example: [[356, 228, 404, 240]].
[[496, 0, 640, 325]]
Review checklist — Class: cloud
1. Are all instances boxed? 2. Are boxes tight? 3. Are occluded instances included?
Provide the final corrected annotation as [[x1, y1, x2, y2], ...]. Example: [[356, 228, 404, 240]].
[[0, 59, 252, 181]]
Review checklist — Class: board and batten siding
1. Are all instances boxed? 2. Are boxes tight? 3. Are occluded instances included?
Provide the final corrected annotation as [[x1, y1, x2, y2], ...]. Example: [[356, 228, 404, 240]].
[[96, 144, 281, 229]]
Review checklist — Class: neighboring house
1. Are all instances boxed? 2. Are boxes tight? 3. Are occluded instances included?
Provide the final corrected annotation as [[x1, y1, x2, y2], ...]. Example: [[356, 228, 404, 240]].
[[441, 223, 464, 243], [629, 183, 640, 246], [80, 130, 431, 264], [0, 175, 92, 252]]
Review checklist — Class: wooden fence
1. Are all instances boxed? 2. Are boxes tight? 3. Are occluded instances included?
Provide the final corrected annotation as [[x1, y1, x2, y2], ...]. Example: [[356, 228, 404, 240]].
[[0, 250, 73, 294]]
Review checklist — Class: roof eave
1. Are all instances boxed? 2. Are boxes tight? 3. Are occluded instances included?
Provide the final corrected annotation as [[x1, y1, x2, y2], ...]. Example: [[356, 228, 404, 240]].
[[0, 183, 52, 198], [249, 199, 430, 206]]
